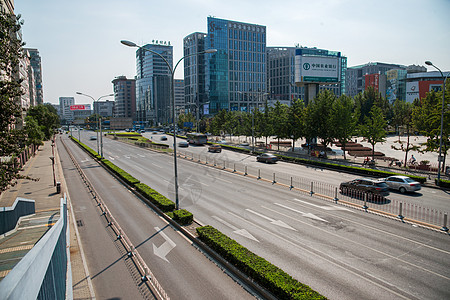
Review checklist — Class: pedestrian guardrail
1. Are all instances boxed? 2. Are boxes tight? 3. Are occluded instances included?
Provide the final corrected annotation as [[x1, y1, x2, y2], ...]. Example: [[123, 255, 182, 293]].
[[0, 196, 71, 300], [0, 197, 35, 235]]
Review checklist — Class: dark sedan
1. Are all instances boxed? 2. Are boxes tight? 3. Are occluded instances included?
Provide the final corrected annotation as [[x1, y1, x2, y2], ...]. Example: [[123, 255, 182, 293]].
[[340, 178, 390, 198], [256, 153, 278, 163]]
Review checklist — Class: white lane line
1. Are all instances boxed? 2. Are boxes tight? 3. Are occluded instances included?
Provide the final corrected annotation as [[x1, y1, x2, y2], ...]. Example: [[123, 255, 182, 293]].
[[245, 209, 296, 230], [273, 203, 328, 222], [212, 215, 259, 242], [151, 163, 163, 169], [293, 198, 352, 211]]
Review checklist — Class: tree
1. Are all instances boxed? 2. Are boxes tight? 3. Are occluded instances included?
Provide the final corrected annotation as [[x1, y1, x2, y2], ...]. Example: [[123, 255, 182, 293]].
[[412, 84, 450, 172], [24, 116, 44, 146], [287, 98, 305, 151], [391, 100, 419, 167], [0, 12, 27, 193], [330, 95, 358, 160], [270, 101, 289, 150], [359, 106, 387, 160], [26, 104, 59, 140], [304, 90, 336, 150]]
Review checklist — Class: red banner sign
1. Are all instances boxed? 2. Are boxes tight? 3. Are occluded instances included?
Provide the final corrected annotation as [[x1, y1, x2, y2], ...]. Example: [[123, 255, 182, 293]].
[[70, 105, 86, 110]]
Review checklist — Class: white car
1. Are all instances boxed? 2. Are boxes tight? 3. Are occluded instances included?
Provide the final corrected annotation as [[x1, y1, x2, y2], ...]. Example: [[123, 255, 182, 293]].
[[382, 175, 421, 193]]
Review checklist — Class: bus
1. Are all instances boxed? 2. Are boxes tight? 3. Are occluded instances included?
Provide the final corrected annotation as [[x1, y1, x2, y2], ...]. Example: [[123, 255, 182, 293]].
[[186, 133, 207, 145]]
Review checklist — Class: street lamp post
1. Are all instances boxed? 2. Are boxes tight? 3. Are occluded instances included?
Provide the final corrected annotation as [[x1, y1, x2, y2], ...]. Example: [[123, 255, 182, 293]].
[[49, 156, 56, 186], [425, 61, 448, 183], [76, 92, 114, 158], [122, 40, 216, 210]]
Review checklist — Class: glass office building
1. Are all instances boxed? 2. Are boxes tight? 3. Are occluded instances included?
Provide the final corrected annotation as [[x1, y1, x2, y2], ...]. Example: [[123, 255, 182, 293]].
[[206, 17, 267, 114], [135, 43, 173, 126], [183, 32, 207, 117]]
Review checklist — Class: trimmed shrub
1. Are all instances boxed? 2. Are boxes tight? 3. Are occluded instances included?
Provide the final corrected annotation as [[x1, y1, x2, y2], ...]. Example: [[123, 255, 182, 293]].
[[196, 226, 327, 300], [101, 159, 140, 185], [134, 183, 175, 212], [435, 178, 450, 188], [274, 154, 427, 184], [173, 209, 193, 225], [70, 136, 101, 159]]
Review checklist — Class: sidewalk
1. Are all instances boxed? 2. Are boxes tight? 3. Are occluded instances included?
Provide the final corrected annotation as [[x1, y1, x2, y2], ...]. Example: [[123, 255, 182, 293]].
[[0, 140, 93, 298]]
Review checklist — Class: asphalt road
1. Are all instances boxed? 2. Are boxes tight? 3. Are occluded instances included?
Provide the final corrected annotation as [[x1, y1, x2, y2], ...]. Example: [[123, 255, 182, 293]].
[[75, 130, 450, 299], [145, 131, 450, 213], [59, 134, 256, 300]]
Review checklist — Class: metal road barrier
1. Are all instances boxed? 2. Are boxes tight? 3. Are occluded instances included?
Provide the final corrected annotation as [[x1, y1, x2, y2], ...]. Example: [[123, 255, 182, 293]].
[[177, 149, 449, 232], [0, 196, 71, 300], [0, 197, 35, 235], [61, 137, 170, 300]]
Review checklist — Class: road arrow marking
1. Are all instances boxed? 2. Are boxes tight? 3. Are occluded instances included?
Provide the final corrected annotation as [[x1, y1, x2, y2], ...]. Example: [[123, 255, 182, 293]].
[[293, 198, 351, 211], [153, 226, 176, 263], [245, 209, 296, 231], [275, 203, 328, 223], [212, 216, 259, 242]]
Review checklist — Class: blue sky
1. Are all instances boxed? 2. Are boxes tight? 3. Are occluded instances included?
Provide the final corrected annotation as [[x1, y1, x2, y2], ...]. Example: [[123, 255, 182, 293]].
[[15, 0, 450, 105]]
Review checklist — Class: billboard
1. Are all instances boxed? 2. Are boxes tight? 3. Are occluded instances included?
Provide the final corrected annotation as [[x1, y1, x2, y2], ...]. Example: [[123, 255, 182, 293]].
[[70, 104, 91, 110], [406, 82, 419, 103], [295, 55, 340, 84], [406, 80, 444, 103], [365, 74, 380, 91]]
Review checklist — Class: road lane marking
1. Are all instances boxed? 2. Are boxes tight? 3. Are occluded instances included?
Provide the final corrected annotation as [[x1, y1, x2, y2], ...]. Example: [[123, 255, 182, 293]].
[[153, 226, 176, 263], [293, 198, 351, 211], [245, 209, 296, 230], [212, 215, 259, 242], [274, 203, 328, 222]]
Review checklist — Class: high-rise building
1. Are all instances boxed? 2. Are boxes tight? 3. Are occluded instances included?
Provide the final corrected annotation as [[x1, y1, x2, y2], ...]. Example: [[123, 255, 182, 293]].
[[206, 17, 267, 114], [24, 48, 44, 105], [112, 76, 136, 119], [59, 97, 75, 123], [174, 79, 185, 112], [135, 43, 173, 126], [267, 47, 302, 104], [183, 32, 207, 118], [94, 100, 114, 118], [267, 46, 347, 104], [346, 62, 407, 98]]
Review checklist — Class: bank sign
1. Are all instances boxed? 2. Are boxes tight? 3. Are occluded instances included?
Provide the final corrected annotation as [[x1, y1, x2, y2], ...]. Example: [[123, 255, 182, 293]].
[[295, 56, 339, 84]]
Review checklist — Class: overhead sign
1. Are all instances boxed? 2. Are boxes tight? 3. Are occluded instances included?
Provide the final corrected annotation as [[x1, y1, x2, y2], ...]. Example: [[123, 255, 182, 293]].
[[70, 105, 86, 110], [295, 55, 340, 84]]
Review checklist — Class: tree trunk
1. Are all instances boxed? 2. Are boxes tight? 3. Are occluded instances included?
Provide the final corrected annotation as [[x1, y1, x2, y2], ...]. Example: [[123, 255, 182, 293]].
[[372, 144, 375, 161], [342, 140, 347, 160], [404, 125, 410, 168]]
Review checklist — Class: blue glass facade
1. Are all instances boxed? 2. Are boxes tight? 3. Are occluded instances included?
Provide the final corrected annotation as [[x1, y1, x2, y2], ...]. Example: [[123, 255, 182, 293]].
[[206, 17, 266, 114]]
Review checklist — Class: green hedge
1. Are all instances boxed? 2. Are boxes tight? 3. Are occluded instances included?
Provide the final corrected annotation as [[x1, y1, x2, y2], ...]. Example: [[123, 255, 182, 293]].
[[276, 154, 427, 183], [101, 159, 140, 186], [134, 183, 175, 212], [173, 209, 193, 225], [196, 226, 326, 300], [70, 136, 101, 159], [436, 178, 450, 188]]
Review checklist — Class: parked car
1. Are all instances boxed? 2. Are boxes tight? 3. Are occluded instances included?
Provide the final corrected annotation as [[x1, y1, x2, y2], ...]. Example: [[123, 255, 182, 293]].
[[140, 129, 145, 133], [152, 131, 158, 134], [89, 135, 97, 140], [178, 141, 189, 147], [256, 153, 278, 163], [160, 136, 168, 141], [382, 175, 421, 193], [340, 178, 390, 198], [208, 144, 222, 153]]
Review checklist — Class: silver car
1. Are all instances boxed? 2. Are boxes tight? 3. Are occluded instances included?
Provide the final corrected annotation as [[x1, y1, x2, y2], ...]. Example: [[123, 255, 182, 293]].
[[383, 175, 421, 193]]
